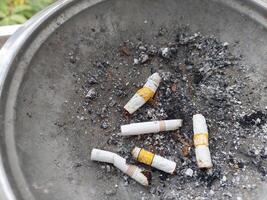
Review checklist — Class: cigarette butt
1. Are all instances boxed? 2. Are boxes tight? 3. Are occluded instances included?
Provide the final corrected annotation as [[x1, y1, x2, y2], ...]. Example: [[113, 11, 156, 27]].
[[119, 119, 182, 136], [91, 148, 115, 164], [131, 147, 177, 174], [91, 148, 149, 186], [193, 114, 213, 169], [124, 73, 161, 114]]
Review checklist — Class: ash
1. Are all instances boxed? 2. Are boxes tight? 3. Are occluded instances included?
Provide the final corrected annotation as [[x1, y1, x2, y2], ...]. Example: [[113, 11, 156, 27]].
[[78, 27, 267, 199]]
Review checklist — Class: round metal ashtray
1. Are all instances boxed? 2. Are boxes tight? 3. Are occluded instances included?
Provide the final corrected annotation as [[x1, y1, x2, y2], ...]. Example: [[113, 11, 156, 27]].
[[0, 0, 267, 199]]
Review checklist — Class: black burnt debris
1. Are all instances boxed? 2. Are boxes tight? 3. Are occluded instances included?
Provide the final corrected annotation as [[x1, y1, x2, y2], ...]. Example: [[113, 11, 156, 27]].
[[76, 26, 267, 199], [239, 111, 267, 127]]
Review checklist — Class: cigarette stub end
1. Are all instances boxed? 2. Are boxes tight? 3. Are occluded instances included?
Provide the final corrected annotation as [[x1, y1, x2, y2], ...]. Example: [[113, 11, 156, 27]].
[[132, 147, 176, 174], [147, 72, 161, 86], [193, 114, 213, 169], [91, 148, 97, 160], [195, 147, 213, 168], [91, 148, 115, 164], [124, 73, 161, 114], [131, 147, 141, 159], [91, 148, 149, 186], [193, 114, 208, 133], [126, 165, 149, 186]]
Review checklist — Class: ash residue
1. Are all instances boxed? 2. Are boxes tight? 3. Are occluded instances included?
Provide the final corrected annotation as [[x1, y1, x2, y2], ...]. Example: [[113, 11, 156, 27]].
[[76, 26, 267, 199]]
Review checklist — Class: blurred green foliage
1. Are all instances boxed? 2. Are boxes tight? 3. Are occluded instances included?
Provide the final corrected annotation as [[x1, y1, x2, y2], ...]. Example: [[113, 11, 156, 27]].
[[0, 0, 54, 25]]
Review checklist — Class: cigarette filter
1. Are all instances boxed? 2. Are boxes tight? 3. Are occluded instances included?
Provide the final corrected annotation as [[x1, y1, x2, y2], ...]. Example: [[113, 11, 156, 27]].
[[131, 147, 176, 174], [119, 119, 182, 136], [91, 148, 149, 186], [124, 73, 161, 114], [193, 114, 213, 169]]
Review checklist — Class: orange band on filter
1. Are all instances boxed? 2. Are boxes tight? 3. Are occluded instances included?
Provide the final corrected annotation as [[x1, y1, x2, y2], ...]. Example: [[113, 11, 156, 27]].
[[194, 133, 209, 147], [137, 149, 155, 165], [136, 87, 155, 102], [159, 121, 166, 132]]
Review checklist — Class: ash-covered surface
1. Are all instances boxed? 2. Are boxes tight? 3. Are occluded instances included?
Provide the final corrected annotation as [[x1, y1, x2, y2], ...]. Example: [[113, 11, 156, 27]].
[[71, 27, 267, 199]]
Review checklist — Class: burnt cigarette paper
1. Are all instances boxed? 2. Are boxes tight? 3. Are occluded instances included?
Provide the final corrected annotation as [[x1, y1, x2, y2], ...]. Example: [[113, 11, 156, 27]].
[[91, 148, 149, 186], [132, 147, 176, 174], [124, 72, 161, 114], [119, 119, 182, 136], [193, 114, 213, 168]]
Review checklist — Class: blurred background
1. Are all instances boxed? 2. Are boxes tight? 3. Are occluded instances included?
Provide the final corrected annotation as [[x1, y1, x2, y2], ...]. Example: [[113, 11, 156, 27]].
[[0, 0, 54, 26]]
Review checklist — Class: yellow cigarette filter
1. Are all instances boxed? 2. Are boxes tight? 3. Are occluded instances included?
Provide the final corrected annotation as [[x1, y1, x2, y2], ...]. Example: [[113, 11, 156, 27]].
[[137, 148, 155, 165], [194, 133, 209, 147], [136, 87, 155, 102], [132, 147, 177, 174]]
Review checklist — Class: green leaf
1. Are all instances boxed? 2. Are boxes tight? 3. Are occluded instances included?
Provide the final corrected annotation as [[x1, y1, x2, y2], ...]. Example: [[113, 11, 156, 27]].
[[27, 0, 54, 12], [0, 0, 8, 16], [0, 0, 54, 25], [9, 14, 27, 24], [0, 18, 12, 26], [0, 0, 8, 9], [0, 11, 6, 19], [13, 5, 33, 14], [21, 11, 34, 19]]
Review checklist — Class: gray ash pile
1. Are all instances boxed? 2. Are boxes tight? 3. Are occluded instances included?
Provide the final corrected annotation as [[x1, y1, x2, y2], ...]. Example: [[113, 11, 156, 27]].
[[79, 27, 267, 199]]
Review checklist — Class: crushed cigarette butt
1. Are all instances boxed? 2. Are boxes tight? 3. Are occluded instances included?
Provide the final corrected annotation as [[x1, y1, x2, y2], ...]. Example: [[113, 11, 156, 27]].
[[91, 148, 149, 186]]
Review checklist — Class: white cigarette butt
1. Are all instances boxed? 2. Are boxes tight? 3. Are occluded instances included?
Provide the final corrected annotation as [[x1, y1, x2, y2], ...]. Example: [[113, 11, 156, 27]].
[[119, 119, 182, 136], [91, 148, 149, 186], [124, 73, 161, 114], [193, 114, 213, 169]]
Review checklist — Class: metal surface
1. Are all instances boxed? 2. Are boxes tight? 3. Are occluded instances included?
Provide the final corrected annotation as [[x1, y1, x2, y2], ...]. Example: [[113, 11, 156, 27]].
[[0, 25, 22, 38], [0, 0, 266, 199], [0, 25, 22, 48]]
